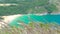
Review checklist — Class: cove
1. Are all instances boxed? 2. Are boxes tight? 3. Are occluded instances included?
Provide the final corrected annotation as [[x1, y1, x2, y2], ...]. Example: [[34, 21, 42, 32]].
[[9, 14, 60, 27]]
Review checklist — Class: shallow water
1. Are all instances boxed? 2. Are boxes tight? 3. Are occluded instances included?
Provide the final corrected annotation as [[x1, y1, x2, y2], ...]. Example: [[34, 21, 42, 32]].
[[9, 14, 60, 27]]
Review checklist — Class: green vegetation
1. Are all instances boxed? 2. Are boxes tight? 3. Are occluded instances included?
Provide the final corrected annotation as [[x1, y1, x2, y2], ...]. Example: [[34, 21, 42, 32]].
[[0, 0, 58, 16], [45, 4, 58, 14]]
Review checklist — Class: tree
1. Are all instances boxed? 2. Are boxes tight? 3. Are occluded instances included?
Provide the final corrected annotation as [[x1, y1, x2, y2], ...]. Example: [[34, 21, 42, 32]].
[[44, 3, 58, 14], [0, 0, 58, 16]]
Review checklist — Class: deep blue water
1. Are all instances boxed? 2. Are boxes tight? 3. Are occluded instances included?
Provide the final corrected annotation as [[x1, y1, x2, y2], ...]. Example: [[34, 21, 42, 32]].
[[9, 14, 60, 27]]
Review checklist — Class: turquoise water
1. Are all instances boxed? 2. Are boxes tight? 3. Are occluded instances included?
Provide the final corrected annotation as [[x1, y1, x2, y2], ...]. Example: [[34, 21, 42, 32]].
[[9, 14, 60, 27]]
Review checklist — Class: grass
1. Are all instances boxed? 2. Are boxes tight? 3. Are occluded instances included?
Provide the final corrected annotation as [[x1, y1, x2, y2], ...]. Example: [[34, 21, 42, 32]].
[[0, 22, 60, 34]]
